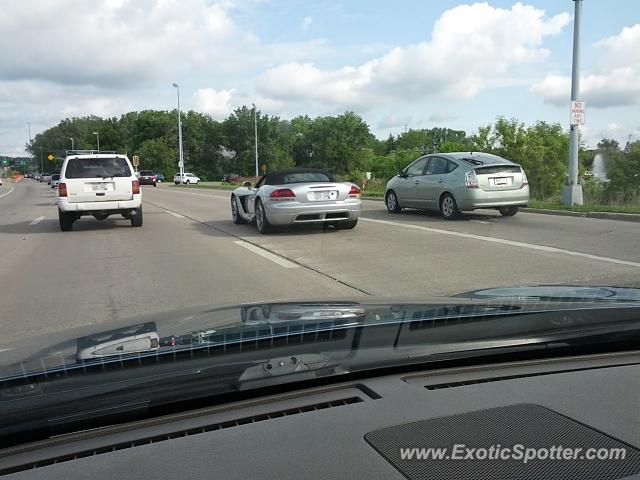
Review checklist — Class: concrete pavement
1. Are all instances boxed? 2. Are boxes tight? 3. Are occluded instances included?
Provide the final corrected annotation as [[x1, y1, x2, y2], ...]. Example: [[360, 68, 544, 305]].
[[0, 180, 638, 344]]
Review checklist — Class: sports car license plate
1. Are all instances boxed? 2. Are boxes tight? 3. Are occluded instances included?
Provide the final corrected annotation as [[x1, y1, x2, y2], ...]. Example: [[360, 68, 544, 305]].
[[312, 191, 337, 201]]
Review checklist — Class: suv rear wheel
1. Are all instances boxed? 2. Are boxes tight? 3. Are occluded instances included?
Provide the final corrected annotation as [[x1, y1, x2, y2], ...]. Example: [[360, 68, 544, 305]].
[[131, 207, 143, 227], [59, 209, 74, 231]]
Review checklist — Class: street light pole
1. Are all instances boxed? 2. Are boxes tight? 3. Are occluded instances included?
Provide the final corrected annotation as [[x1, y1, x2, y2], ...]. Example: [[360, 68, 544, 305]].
[[562, 0, 584, 205], [93, 132, 100, 152], [40, 147, 43, 173], [252, 103, 259, 178], [173, 83, 184, 184]]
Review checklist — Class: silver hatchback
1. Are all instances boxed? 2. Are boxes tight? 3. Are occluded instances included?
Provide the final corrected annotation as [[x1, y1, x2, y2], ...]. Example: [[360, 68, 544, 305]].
[[384, 152, 530, 219]]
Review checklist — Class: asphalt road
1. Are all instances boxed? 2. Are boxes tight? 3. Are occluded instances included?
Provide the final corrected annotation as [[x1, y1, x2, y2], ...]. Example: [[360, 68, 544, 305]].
[[1, 180, 639, 344]]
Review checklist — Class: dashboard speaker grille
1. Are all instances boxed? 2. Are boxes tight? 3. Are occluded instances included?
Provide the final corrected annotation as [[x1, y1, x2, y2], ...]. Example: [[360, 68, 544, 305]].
[[365, 403, 640, 480]]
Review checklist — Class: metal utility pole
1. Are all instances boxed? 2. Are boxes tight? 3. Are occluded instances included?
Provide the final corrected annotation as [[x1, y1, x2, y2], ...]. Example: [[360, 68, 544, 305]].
[[173, 83, 185, 184], [70, 137, 74, 151], [562, 0, 584, 205], [252, 103, 259, 178], [40, 147, 43, 173]]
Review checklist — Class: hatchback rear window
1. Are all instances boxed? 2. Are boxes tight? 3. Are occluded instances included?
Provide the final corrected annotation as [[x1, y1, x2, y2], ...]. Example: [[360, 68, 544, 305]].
[[65, 157, 132, 179], [51, 174, 60, 180], [475, 165, 522, 175], [139, 170, 154, 176]]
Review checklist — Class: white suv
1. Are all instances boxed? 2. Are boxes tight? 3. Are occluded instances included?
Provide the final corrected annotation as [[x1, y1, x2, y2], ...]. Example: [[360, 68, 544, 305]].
[[173, 172, 200, 185], [57, 153, 142, 231]]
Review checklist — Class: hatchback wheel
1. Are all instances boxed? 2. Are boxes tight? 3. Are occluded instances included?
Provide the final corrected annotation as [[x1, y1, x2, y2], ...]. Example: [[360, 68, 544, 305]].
[[440, 193, 460, 220], [385, 190, 402, 213], [498, 206, 519, 217]]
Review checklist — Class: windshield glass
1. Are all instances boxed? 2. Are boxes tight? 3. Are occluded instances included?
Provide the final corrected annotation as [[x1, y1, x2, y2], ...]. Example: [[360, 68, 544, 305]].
[[65, 157, 132, 178], [0, 0, 639, 455]]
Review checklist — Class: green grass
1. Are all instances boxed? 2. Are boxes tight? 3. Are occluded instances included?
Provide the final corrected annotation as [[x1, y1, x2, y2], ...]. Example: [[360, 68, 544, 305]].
[[168, 182, 237, 190], [528, 200, 640, 215]]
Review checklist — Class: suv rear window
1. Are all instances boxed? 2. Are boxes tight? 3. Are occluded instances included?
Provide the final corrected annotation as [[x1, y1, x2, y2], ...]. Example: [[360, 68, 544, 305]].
[[65, 157, 132, 179]]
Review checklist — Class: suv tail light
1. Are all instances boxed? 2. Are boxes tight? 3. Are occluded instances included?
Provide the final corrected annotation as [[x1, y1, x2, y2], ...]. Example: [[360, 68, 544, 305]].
[[348, 185, 361, 198], [270, 188, 295, 200], [521, 169, 529, 186], [132, 180, 140, 194], [464, 170, 479, 188], [58, 182, 67, 197]]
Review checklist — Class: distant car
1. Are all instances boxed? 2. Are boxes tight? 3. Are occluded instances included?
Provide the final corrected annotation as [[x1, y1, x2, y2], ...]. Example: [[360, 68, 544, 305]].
[[384, 152, 529, 220], [138, 170, 157, 187], [57, 153, 142, 231], [231, 168, 361, 234], [223, 173, 240, 183], [155, 172, 165, 183], [41, 173, 52, 183], [50, 174, 60, 188], [173, 172, 200, 185]]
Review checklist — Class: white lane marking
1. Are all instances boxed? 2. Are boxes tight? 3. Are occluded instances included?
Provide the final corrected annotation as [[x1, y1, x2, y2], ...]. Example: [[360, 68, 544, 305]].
[[30, 216, 45, 225], [361, 217, 640, 268], [471, 220, 491, 225], [233, 240, 299, 269], [213, 195, 230, 199], [0, 348, 11, 353], [165, 210, 185, 219], [0, 187, 14, 199]]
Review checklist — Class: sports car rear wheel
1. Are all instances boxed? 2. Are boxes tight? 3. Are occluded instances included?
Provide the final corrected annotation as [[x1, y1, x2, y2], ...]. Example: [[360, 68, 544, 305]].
[[255, 200, 274, 234], [231, 196, 247, 224], [335, 219, 358, 229]]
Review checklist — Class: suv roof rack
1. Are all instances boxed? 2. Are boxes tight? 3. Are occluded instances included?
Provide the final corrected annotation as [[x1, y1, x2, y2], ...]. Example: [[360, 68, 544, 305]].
[[66, 150, 121, 156]]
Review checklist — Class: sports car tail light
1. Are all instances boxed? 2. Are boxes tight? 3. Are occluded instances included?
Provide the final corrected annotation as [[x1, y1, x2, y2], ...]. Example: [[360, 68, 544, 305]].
[[348, 185, 361, 198], [132, 180, 140, 194], [270, 188, 296, 200], [464, 170, 479, 188], [58, 182, 67, 197]]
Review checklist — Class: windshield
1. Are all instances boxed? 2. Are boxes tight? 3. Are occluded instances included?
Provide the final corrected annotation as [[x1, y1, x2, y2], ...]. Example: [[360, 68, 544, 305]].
[[1, 0, 639, 455], [64, 157, 132, 178]]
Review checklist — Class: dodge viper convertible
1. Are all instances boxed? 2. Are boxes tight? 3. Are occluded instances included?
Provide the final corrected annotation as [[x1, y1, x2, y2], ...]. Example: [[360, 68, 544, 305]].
[[230, 168, 362, 233]]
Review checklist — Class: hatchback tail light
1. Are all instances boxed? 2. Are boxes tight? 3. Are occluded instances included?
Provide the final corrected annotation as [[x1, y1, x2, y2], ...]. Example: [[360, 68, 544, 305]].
[[464, 170, 479, 188], [58, 182, 67, 197], [132, 180, 140, 194], [348, 185, 361, 198], [521, 169, 529, 186], [270, 188, 295, 200]]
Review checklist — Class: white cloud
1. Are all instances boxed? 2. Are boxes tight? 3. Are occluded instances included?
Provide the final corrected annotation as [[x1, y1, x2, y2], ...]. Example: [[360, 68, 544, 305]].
[[428, 112, 459, 123], [302, 16, 312, 31], [531, 23, 640, 108], [256, 3, 570, 110], [377, 114, 412, 130], [192, 88, 236, 118]]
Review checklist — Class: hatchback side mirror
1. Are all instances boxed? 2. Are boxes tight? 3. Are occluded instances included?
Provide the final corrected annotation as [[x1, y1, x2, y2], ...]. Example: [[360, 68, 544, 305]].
[[398, 170, 407, 178], [243, 181, 252, 188]]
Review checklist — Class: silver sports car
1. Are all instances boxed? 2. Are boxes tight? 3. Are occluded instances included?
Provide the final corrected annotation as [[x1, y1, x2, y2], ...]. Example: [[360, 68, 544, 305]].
[[230, 168, 362, 233]]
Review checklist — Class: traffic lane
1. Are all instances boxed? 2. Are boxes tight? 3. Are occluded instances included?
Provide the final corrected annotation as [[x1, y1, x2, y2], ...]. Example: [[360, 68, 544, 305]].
[[359, 201, 640, 263], [163, 187, 639, 263], [0, 185, 367, 345], [141, 187, 640, 298]]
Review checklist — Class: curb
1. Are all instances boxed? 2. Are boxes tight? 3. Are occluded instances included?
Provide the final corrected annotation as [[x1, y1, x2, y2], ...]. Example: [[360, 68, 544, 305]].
[[521, 207, 640, 223]]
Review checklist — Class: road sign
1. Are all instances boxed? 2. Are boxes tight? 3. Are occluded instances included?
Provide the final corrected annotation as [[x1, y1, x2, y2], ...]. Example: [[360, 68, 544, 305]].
[[132, 155, 140, 167], [178, 161, 184, 168], [570, 101, 585, 126], [261, 164, 267, 173], [47, 154, 55, 161]]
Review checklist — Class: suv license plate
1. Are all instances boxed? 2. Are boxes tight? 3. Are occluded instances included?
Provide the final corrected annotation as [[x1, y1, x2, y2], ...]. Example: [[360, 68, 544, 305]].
[[93, 183, 109, 191]]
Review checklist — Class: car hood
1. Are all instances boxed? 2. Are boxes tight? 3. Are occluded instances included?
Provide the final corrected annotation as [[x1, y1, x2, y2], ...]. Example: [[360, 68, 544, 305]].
[[2, 286, 640, 376]]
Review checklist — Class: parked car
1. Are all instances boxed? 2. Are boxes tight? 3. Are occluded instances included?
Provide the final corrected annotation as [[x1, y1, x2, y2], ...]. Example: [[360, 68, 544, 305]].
[[384, 152, 529, 219], [138, 170, 157, 187], [41, 173, 52, 183], [57, 153, 142, 231], [50, 174, 60, 188], [231, 168, 361, 233], [223, 173, 240, 183], [173, 172, 200, 185], [155, 172, 165, 183]]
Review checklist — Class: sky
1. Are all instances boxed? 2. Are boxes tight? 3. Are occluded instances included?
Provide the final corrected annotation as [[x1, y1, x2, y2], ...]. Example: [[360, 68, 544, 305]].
[[1, 0, 639, 156]]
